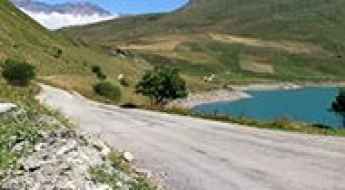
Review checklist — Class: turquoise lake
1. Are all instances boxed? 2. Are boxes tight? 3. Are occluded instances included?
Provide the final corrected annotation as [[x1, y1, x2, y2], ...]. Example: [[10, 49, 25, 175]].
[[193, 87, 344, 128]]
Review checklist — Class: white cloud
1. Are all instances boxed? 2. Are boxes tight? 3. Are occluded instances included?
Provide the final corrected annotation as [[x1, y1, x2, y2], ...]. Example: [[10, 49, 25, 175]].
[[21, 9, 117, 30]]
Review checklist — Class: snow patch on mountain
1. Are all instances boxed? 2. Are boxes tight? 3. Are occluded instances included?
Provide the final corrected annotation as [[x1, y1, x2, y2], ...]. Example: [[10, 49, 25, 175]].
[[12, 0, 117, 30], [21, 9, 116, 30]]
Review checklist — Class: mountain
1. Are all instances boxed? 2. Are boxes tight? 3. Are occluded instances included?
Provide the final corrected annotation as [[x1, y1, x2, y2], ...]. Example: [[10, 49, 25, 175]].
[[11, 0, 115, 29], [62, 0, 345, 83], [0, 0, 147, 101], [11, 0, 111, 15]]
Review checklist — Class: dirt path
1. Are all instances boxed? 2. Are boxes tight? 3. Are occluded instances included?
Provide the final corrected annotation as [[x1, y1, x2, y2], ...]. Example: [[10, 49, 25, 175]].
[[38, 85, 345, 190], [210, 33, 325, 55]]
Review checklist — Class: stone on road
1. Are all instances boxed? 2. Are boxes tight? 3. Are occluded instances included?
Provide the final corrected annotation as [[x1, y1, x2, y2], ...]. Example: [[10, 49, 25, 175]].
[[38, 85, 345, 190]]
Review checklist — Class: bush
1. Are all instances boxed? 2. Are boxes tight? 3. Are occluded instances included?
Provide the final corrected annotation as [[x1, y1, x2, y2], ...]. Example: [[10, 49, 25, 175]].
[[91, 65, 107, 80], [91, 65, 101, 74], [52, 47, 63, 58], [1, 59, 36, 86], [93, 81, 121, 102], [331, 88, 345, 127], [136, 66, 188, 105]]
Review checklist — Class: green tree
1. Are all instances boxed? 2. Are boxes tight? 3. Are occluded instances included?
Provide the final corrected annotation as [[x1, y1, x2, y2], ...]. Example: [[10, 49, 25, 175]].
[[331, 88, 345, 127], [1, 59, 36, 86], [136, 66, 188, 105]]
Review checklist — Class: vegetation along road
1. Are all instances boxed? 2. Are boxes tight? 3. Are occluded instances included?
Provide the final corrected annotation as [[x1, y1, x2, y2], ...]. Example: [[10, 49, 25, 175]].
[[38, 85, 345, 190]]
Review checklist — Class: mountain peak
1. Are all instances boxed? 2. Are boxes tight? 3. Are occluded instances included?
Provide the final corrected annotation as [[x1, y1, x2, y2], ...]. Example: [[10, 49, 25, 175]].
[[11, 0, 115, 30], [11, 0, 111, 16]]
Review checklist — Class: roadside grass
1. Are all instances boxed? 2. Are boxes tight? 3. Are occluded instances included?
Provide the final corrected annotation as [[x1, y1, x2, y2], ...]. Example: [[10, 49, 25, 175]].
[[108, 152, 132, 174], [0, 79, 71, 178], [143, 106, 345, 137], [90, 151, 157, 190], [39, 75, 148, 105], [0, 78, 154, 188], [0, 109, 41, 176], [90, 166, 156, 190]]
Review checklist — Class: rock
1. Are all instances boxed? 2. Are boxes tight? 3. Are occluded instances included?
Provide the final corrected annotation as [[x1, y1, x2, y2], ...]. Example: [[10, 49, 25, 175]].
[[1, 129, 133, 190], [11, 141, 30, 153], [95, 184, 112, 190], [89, 137, 111, 158], [123, 152, 134, 162], [0, 103, 17, 114], [109, 48, 132, 58], [116, 181, 123, 188], [21, 158, 43, 172], [203, 74, 216, 83], [0, 104, 139, 189], [118, 74, 125, 81], [56, 139, 77, 155], [36, 115, 63, 128], [136, 168, 153, 178], [34, 143, 47, 152]]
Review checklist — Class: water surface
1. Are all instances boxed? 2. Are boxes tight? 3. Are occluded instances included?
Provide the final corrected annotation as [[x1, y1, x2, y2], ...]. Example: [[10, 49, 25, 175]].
[[194, 87, 343, 128]]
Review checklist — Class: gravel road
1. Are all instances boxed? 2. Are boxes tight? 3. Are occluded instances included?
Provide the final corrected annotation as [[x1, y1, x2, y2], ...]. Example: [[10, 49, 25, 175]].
[[38, 85, 345, 190]]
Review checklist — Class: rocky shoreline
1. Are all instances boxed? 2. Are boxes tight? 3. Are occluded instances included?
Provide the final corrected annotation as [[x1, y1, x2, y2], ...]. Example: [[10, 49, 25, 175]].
[[168, 89, 252, 109], [169, 82, 345, 109]]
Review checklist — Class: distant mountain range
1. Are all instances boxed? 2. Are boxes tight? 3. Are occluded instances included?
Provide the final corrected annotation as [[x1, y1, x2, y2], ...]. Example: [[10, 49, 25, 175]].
[[11, 0, 116, 30]]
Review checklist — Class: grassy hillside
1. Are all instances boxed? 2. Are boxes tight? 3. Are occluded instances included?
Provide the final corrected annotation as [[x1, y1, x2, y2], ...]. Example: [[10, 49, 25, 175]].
[[62, 0, 345, 84], [0, 0, 151, 104]]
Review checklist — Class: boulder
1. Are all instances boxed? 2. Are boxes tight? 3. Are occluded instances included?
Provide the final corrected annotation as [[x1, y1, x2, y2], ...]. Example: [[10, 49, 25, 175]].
[[123, 152, 134, 162], [0, 103, 17, 114]]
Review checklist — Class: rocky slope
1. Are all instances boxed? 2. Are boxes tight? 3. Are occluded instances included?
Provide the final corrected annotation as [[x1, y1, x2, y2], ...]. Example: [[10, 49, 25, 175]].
[[0, 104, 156, 190]]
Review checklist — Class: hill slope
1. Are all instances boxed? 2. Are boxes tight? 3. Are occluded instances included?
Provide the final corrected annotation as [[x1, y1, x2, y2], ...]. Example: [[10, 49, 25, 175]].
[[62, 0, 345, 83], [0, 0, 149, 103]]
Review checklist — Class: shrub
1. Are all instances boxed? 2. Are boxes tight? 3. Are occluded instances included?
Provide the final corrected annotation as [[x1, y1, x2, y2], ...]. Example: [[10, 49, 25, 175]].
[[91, 65, 101, 74], [330, 88, 345, 127], [135, 66, 188, 105], [91, 65, 107, 80], [1, 59, 36, 86], [93, 81, 121, 102], [52, 47, 63, 58], [119, 78, 129, 87]]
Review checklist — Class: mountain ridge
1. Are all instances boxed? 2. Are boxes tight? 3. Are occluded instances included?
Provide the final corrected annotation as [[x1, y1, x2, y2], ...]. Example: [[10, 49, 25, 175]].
[[11, 0, 114, 29], [11, 0, 111, 16]]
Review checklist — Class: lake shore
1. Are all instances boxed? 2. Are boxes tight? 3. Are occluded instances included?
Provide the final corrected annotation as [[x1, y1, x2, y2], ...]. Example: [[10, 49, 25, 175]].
[[168, 89, 252, 109], [169, 82, 345, 109]]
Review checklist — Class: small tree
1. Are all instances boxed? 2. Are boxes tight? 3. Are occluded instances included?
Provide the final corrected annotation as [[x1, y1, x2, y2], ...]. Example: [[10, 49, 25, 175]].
[[331, 88, 345, 127], [136, 66, 188, 106], [1, 59, 36, 86]]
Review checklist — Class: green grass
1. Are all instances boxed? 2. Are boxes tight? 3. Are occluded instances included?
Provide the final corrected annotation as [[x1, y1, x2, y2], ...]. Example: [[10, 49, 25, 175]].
[[62, 0, 345, 48], [4, 0, 345, 105], [90, 151, 157, 190], [61, 0, 345, 88], [0, 111, 41, 173], [144, 106, 345, 137], [0, 79, 70, 179], [0, 0, 152, 104]]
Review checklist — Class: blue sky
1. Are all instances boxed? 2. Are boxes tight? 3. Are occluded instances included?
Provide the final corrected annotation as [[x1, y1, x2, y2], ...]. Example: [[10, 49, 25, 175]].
[[38, 0, 189, 15]]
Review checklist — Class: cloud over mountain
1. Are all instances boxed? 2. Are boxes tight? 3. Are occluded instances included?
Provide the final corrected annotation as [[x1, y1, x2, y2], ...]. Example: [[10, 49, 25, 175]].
[[11, 0, 117, 30]]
